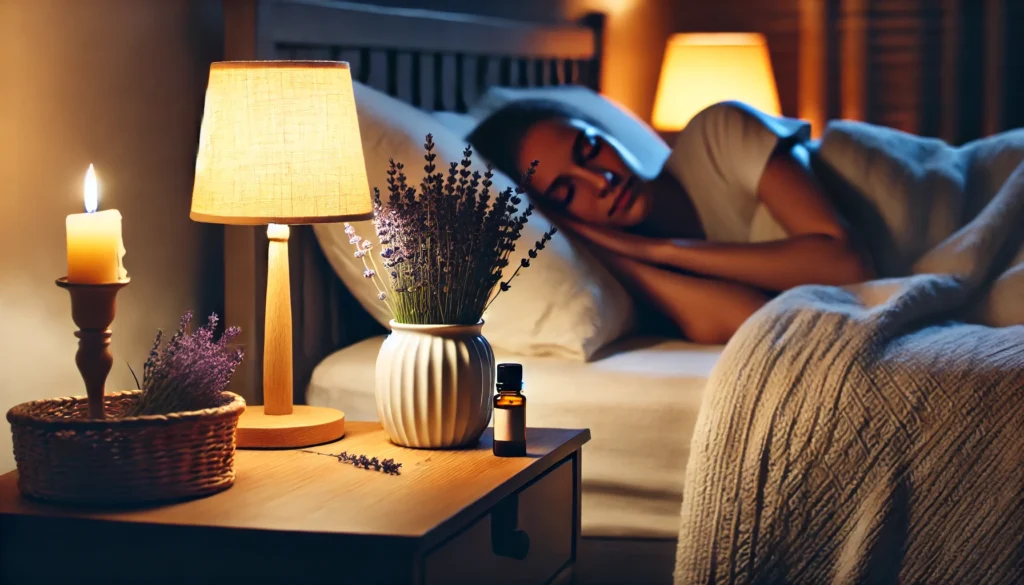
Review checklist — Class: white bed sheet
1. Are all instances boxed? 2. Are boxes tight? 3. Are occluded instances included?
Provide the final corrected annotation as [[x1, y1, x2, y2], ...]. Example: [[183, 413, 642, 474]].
[[307, 336, 722, 539]]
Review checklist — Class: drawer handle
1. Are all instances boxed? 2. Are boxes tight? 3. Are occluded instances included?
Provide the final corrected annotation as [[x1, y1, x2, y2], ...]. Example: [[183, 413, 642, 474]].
[[491, 493, 530, 560]]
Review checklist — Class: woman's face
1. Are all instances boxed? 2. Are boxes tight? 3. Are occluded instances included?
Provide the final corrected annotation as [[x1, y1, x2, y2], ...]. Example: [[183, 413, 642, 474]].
[[516, 118, 652, 228]]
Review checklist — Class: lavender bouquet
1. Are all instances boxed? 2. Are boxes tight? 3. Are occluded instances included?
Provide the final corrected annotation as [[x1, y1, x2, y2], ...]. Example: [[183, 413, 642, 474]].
[[130, 311, 244, 416], [346, 135, 556, 325]]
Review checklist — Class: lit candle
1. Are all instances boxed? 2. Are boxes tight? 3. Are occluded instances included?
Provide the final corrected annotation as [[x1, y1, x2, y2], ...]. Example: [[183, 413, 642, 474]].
[[65, 164, 127, 283]]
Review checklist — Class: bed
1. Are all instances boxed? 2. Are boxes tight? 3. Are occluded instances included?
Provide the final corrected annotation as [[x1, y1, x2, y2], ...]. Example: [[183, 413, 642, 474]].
[[221, 2, 705, 582]]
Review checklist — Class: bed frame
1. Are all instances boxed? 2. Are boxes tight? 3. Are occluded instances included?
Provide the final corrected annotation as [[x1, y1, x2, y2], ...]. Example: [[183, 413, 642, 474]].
[[221, 0, 605, 405]]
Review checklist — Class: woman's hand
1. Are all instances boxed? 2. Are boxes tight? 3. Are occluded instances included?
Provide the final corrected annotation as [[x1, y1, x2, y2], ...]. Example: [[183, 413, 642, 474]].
[[557, 215, 669, 265], [546, 214, 764, 343], [582, 239, 768, 344]]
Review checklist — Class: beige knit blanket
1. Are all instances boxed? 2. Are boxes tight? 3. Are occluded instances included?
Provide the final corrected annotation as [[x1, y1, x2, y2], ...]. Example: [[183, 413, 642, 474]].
[[675, 127, 1024, 585]]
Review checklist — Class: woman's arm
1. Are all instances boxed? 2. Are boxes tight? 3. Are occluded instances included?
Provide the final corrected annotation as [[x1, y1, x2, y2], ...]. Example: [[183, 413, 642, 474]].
[[596, 248, 768, 344], [566, 147, 873, 291]]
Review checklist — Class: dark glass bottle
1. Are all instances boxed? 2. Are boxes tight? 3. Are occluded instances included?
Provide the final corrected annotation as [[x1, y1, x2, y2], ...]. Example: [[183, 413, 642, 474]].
[[493, 363, 526, 457]]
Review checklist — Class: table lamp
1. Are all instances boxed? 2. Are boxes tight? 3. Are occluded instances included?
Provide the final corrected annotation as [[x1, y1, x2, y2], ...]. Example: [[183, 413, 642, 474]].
[[191, 61, 372, 448], [651, 33, 781, 133]]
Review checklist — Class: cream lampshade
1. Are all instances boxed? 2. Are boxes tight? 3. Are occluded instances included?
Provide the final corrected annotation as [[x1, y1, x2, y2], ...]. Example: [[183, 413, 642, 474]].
[[651, 33, 781, 132], [191, 61, 372, 448]]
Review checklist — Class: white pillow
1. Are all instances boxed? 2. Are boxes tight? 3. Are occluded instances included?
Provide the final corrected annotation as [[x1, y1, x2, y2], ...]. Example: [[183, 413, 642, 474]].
[[431, 111, 477, 139], [314, 82, 635, 360], [467, 86, 671, 179]]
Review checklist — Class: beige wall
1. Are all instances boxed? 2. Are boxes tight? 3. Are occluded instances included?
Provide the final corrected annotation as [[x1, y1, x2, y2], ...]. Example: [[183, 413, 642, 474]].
[[568, 0, 675, 125], [0, 0, 222, 471]]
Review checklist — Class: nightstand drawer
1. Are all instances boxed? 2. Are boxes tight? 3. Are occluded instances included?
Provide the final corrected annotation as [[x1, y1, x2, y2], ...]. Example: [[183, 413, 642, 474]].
[[423, 456, 575, 585]]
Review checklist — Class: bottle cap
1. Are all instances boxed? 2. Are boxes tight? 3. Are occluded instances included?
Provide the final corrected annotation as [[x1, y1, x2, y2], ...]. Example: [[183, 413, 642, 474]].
[[496, 363, 523, 390]]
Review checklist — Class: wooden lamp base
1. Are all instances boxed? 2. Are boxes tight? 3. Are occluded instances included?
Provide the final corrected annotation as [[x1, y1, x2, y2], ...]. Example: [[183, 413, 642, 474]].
[[236, 405, 346, 449]]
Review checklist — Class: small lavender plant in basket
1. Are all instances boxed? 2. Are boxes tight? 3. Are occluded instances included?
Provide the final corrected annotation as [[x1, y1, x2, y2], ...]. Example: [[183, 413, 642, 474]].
[[6, 311, 247, 505], [345, 135, 555, 449], [132, 311, 244, 416]]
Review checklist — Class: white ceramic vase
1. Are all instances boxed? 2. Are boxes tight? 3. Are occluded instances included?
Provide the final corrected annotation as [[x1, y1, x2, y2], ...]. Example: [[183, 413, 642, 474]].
[[375, 320, 495, 448]]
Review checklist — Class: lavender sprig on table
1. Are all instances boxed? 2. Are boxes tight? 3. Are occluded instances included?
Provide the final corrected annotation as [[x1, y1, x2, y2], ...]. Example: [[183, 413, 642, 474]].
[[346, 134, 556, 325], [130, 311, 244, 416], [302, 450, 403, 475]]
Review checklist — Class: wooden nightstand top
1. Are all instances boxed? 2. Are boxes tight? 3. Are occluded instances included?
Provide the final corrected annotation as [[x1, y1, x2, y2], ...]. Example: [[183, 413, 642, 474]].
[[0, 422, 589, 548]]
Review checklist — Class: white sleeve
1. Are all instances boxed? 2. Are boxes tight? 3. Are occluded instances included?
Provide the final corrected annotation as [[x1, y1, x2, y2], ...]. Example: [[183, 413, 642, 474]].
[[679, 101, 811, 196]]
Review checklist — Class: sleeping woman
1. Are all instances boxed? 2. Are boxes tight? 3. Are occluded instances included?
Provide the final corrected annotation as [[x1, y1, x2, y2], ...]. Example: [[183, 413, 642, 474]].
[[468, 100, 874, 344]]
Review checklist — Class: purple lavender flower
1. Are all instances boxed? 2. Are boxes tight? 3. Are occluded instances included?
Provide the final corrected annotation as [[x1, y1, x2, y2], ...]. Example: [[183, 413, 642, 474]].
[[363, 269, 376, 278], [302, 449, 402, 475], [131, 311, 243, 416], [347, 138, 552, 324]]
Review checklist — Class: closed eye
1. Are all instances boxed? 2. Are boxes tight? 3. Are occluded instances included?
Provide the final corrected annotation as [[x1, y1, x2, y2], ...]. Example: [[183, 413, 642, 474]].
[[573, 129, 602, 165], [545, 176, 575, 210]]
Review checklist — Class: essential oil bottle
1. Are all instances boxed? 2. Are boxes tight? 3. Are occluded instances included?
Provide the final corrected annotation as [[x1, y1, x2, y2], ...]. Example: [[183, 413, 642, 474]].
[[493, 363, 527, 457]]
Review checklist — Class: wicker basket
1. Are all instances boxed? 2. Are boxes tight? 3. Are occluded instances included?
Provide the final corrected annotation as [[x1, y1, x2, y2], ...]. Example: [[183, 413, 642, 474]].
[[6, 390, 246, 506]]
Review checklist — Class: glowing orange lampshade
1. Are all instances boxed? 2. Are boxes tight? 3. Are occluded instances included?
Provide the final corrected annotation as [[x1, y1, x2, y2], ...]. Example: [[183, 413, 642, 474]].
[[191, 61, 372, 225], [651, 33, 781, 132]]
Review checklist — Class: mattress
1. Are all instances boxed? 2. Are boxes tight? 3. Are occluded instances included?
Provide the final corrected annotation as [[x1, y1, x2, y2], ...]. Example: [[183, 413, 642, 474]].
[[307, 335, 722, 539]]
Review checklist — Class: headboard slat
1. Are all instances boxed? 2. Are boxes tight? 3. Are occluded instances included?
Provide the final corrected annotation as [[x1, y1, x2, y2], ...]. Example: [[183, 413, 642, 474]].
[[475, 56, 489, 98], [576, 59, 588, 87], [549, 59, 561, 85], [432, 53, 444, 111], [517, 58, 528, 87], [454, 54, 468, 113], [411, 52, 423, 108], [358, 48, 371, 84], [499, 57, 512, 86], [386, 49, 398, 97]]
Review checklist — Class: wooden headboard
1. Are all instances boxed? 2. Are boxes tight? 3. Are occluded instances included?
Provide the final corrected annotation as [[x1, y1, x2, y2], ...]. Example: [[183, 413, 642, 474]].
[[220, 0, 606, 404]]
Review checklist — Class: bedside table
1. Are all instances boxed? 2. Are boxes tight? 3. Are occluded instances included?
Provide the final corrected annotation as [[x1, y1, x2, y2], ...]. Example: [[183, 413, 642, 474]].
[[0, 422, 589, 585]]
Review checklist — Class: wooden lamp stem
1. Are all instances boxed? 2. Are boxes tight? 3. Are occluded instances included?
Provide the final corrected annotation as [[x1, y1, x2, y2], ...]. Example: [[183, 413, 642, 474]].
[[264, 223, 293, 415], [56, 278, 130, 419], [233, 224, 345, 449]]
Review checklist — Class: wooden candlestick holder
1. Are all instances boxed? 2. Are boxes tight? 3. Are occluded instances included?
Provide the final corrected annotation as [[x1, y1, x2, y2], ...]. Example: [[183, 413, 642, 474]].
[[55, 277, 130, 419]]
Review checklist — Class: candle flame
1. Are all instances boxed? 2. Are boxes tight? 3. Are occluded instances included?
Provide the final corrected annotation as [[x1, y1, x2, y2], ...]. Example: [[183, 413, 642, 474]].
[[84, 164, 98, 213]]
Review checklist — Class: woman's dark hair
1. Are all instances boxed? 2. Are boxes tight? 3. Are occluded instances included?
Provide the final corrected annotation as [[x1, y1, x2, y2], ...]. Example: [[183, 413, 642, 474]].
[[467, 98, 601, 182]]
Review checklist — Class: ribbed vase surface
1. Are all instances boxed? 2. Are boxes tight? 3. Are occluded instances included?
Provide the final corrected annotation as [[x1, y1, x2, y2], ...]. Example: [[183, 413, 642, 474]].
[[375, 320, 494, 448]]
